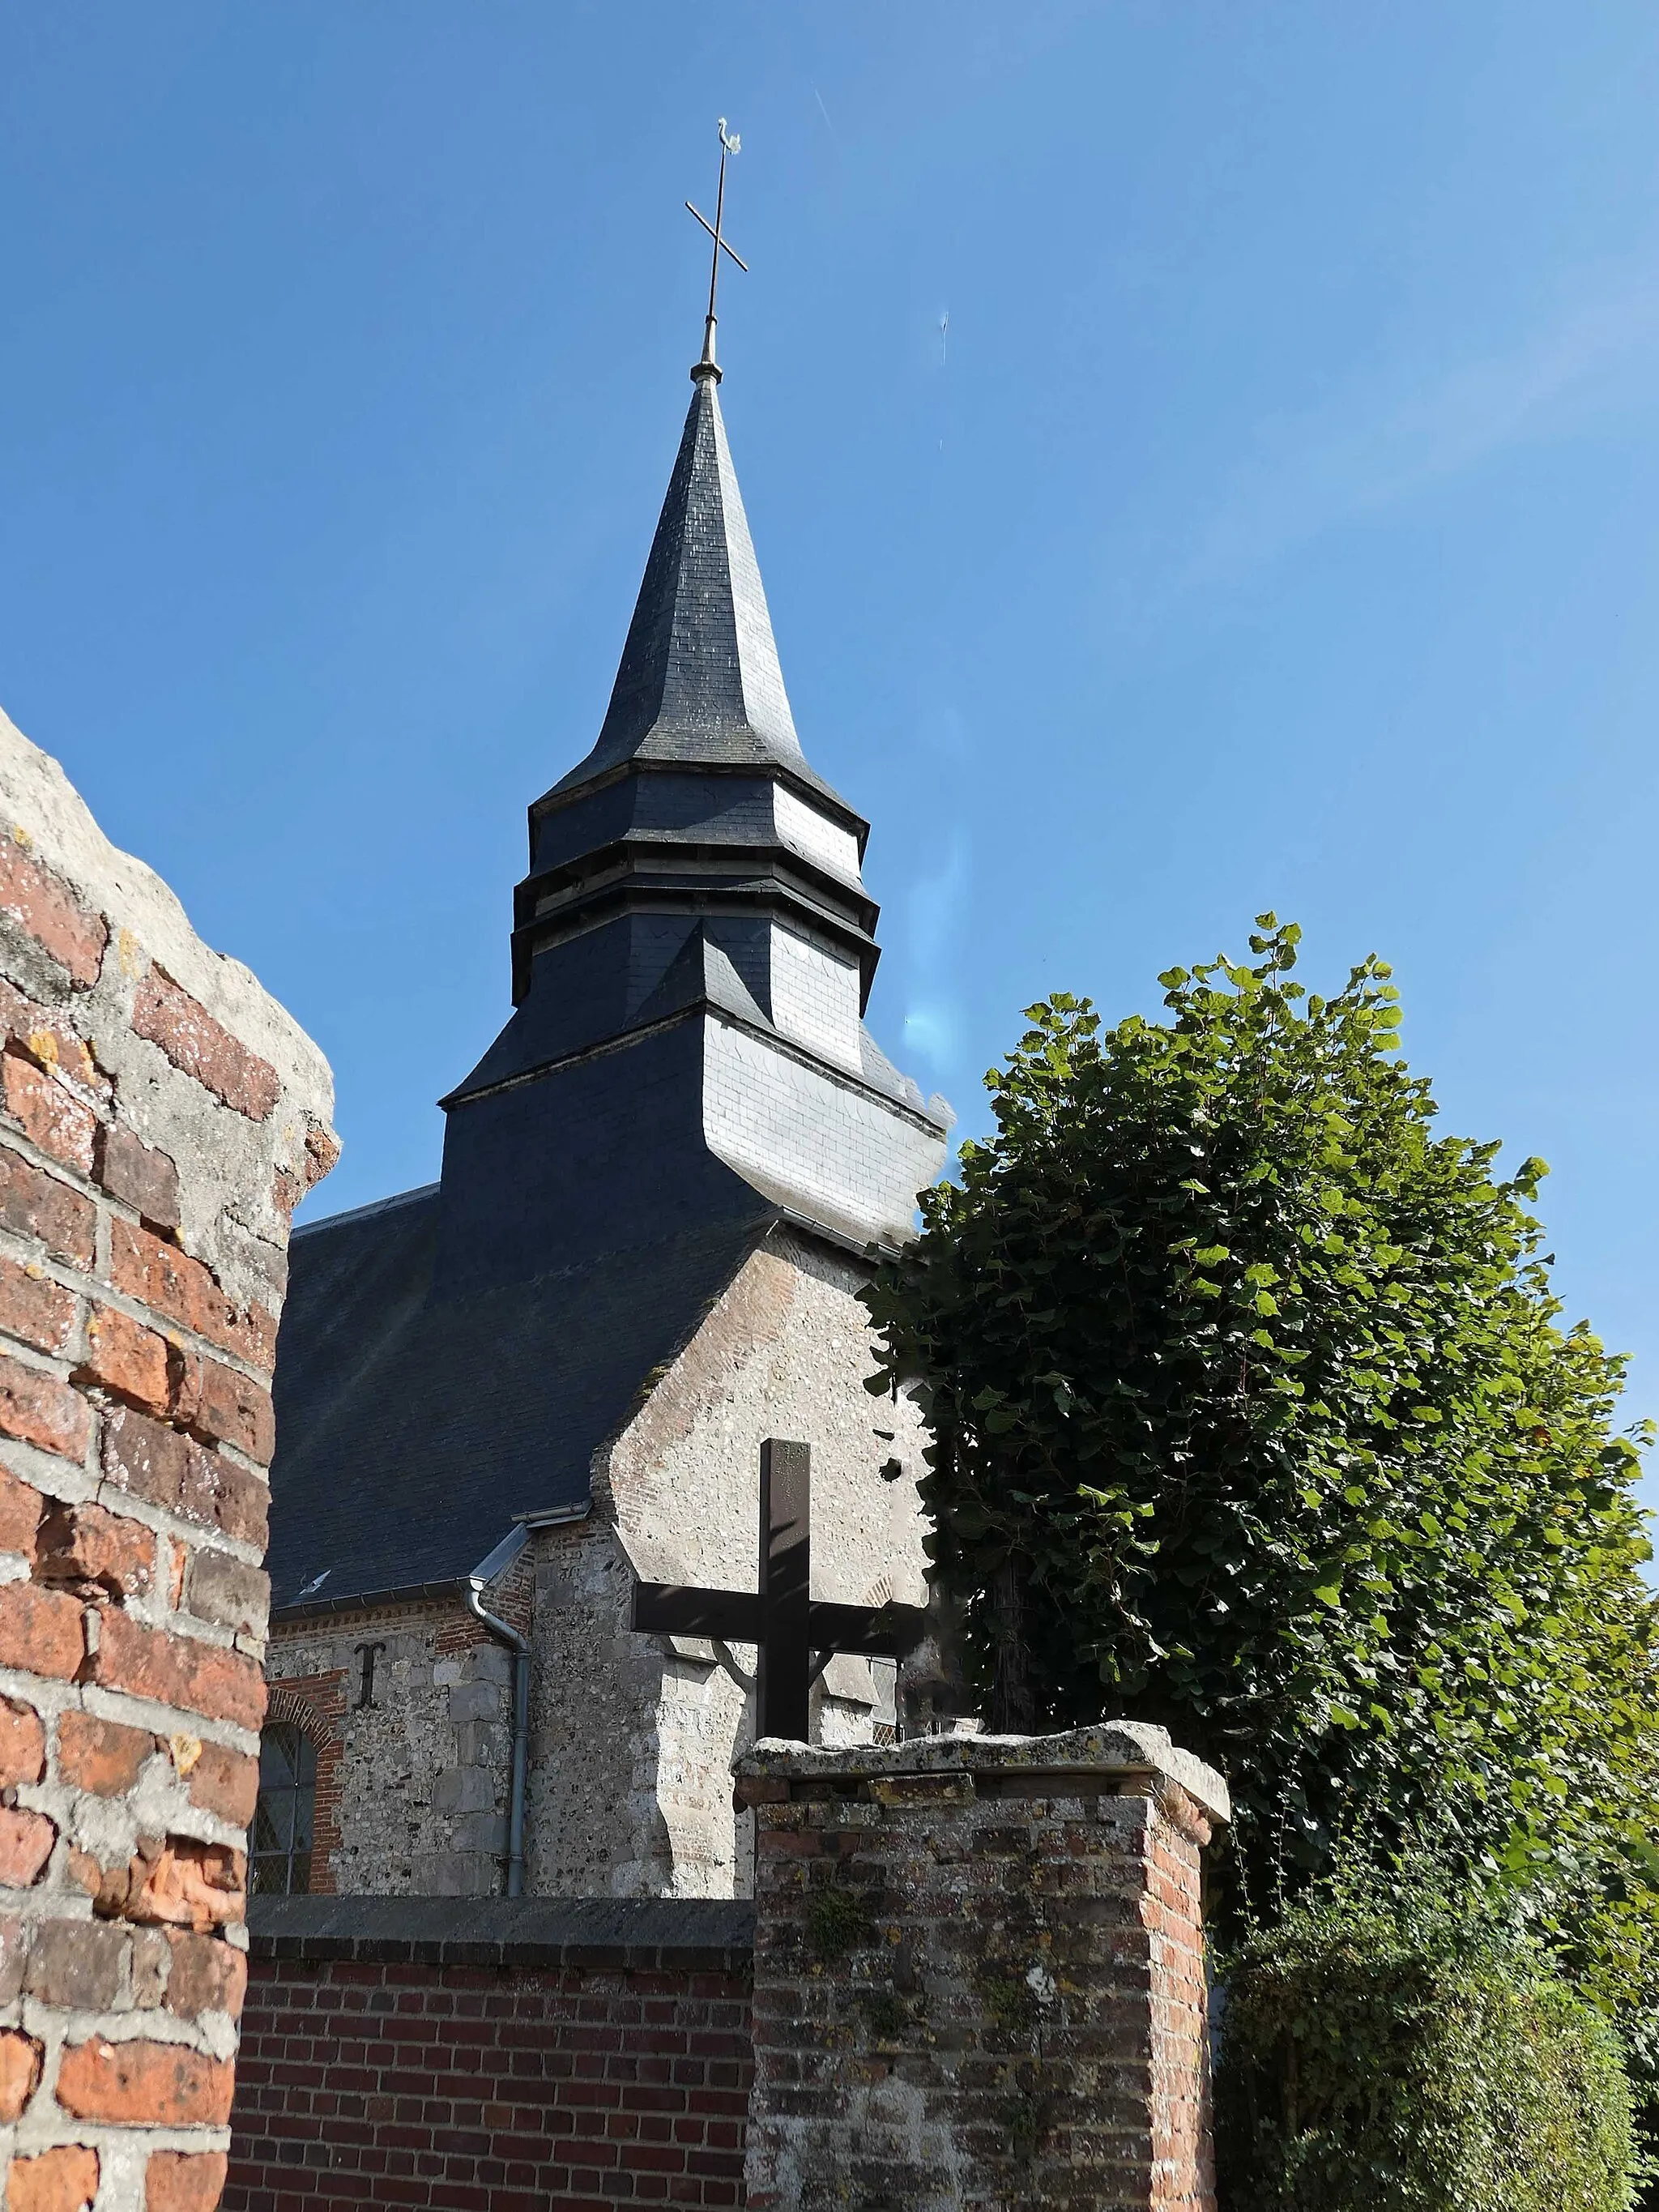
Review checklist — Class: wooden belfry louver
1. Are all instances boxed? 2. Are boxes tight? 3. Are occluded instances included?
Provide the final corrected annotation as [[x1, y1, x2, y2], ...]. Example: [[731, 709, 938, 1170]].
[[630, 1440, 928, 1740]]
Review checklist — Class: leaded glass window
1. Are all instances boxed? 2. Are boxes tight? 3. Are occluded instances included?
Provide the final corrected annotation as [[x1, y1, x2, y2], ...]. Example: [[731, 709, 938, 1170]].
[[251, 1724, 317, 1895]]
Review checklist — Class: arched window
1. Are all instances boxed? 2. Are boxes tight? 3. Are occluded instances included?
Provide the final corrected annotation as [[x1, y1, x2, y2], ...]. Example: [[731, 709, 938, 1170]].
[[251, 1723, 318, 1895]]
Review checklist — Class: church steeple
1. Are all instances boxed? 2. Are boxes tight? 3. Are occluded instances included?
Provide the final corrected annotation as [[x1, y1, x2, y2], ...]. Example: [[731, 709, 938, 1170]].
[[547, 116, 836, 800], [440, 153, 949, 1253], [550, 369, 821, 799]]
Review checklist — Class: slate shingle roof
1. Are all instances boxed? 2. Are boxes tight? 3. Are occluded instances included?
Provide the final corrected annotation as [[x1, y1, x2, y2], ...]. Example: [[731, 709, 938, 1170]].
[[267, 1186, 771, 1612], [548, 371, 847, 812]]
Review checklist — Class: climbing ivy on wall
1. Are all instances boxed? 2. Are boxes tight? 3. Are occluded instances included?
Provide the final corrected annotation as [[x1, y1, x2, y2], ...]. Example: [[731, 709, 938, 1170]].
[[864, 918, 1659, 2113]]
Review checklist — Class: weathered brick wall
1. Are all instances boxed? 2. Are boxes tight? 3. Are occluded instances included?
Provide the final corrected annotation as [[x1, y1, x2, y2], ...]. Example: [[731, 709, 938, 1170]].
[[734, 1723, 1230, 2212], [0, 709, 335, 2210], [224, 1732, 1222, 2212], [224, 1897, 753, 2210]]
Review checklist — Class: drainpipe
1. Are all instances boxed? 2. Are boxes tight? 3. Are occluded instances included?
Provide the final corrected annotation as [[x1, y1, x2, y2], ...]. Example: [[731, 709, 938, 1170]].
[[466, 1527, 531, 1899], [463, 1505, 589, 1900]]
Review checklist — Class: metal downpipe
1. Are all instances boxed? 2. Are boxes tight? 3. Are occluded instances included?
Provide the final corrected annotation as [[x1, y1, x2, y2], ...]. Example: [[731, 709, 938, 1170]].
[[467, 1580, 530, 1899]]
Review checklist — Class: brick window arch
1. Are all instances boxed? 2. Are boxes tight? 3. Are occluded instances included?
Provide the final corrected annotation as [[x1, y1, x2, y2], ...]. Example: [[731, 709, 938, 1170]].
[[251, 1723, 318, 1895], [260, 1668, 347, 1894]]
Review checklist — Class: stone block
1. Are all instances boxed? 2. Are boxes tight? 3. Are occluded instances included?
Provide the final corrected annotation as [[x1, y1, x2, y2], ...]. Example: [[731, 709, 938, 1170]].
[[181, 1544, 270, 1635], [447, 1680, 503, 1726], [448, 1812, 508, 1857], [432, 1766, 497, 1816], [454, 1719, 507, 1768], [417, 1850, 497, 1898], [164, 1929, 248, 2020]]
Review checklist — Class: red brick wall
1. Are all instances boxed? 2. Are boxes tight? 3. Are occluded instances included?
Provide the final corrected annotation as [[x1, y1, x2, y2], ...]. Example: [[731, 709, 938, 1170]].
[[223, 1907, 753, 2210], [0, 713, 335, 2207]]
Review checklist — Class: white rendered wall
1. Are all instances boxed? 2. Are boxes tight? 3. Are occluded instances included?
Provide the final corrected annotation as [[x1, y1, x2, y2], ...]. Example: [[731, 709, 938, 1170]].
[[774, 786, 863, 886], [768, 925, 863, 1074], [527, 1231, 934, 1899], [703, 1016, 946, 1247]]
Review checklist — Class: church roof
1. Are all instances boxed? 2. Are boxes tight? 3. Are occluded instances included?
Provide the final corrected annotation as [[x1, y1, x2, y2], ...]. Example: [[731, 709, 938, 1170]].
[[266, 329, 950, 1619], [267, 1186, 775, 1612], [544, 369, 849, 814]]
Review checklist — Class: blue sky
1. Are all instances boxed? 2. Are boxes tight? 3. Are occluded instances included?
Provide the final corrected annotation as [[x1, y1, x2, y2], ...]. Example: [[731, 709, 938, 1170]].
[[2, 5, 1658, 1527]]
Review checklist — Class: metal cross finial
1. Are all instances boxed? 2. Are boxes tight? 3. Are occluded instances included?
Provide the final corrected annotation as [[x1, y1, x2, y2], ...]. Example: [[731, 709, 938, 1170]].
[[686, 116, 748, 382]]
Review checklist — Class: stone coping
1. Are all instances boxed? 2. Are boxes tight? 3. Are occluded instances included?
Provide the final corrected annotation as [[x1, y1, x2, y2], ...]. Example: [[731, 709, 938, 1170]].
[[734, 1719, 1230, 1826], [245, 1893, 756, 1972]]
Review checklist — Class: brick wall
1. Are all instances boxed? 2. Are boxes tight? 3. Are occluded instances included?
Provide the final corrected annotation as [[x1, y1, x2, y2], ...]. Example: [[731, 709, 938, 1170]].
[[733, 1722, 1230, 2212], [224, 1733, 1224, 2212], [224, 1898, 753, 2210], [0, 707, 335, 2210]]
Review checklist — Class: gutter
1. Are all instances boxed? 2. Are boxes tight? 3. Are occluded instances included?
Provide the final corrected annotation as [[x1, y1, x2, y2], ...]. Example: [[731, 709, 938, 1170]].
[[271, 1577, 470, 1625]]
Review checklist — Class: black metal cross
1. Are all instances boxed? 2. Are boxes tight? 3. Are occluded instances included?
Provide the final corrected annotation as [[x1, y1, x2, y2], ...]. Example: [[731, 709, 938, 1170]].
[[631, 1438, 928, 1741], [686, 117, 748, 375]]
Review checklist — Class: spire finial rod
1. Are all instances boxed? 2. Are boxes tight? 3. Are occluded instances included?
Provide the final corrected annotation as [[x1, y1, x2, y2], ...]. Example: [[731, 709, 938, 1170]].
[[685, 117, 748, 382]]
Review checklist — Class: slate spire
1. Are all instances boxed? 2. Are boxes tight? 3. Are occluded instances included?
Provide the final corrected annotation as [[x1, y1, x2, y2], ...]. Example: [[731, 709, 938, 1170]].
[[551, 367, 813, 796]]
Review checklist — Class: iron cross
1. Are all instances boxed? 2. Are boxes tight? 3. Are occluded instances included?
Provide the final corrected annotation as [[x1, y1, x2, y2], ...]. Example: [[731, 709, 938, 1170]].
[[686, 117, 748, 375], [631, 1439, 928, 1740]]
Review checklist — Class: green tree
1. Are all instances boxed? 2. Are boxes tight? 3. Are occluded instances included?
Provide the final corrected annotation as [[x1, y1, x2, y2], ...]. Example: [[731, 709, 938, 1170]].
[[864, 919, 1659, 2093]]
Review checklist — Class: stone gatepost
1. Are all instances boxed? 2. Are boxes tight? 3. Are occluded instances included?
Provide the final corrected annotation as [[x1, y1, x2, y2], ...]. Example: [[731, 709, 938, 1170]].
[[734, 1720, 1229, 2212]]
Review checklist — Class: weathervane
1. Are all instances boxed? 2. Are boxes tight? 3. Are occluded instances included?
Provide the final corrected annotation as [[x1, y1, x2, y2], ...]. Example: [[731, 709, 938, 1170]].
[[686, 117, 748, 381]]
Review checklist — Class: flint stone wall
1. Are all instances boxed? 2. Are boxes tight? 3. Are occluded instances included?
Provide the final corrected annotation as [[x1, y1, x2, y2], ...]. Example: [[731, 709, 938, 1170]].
[[0, 708, 335, 2212], [265, 1544, 533, 1898], [734, 1722, 1229, 2212]]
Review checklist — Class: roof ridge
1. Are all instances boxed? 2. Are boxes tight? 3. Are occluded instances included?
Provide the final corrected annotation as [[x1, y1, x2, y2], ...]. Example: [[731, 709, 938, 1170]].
[[293, 1181, 441, 1239]]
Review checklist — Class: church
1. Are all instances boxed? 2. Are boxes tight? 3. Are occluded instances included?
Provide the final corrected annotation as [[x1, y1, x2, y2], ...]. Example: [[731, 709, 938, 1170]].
[[255, 290, 955, 1899]]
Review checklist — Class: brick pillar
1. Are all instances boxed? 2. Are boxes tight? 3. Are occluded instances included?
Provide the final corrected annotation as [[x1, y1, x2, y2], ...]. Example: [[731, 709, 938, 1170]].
[[0, 709, 335, 2211], [735, 1720, 1229, 2212]]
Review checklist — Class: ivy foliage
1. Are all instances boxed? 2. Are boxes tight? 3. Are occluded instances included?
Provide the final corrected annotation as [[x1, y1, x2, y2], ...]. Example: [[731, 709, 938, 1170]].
[[863, 921, 1659, 2059], [1214, 1871, 1640, 2212]]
